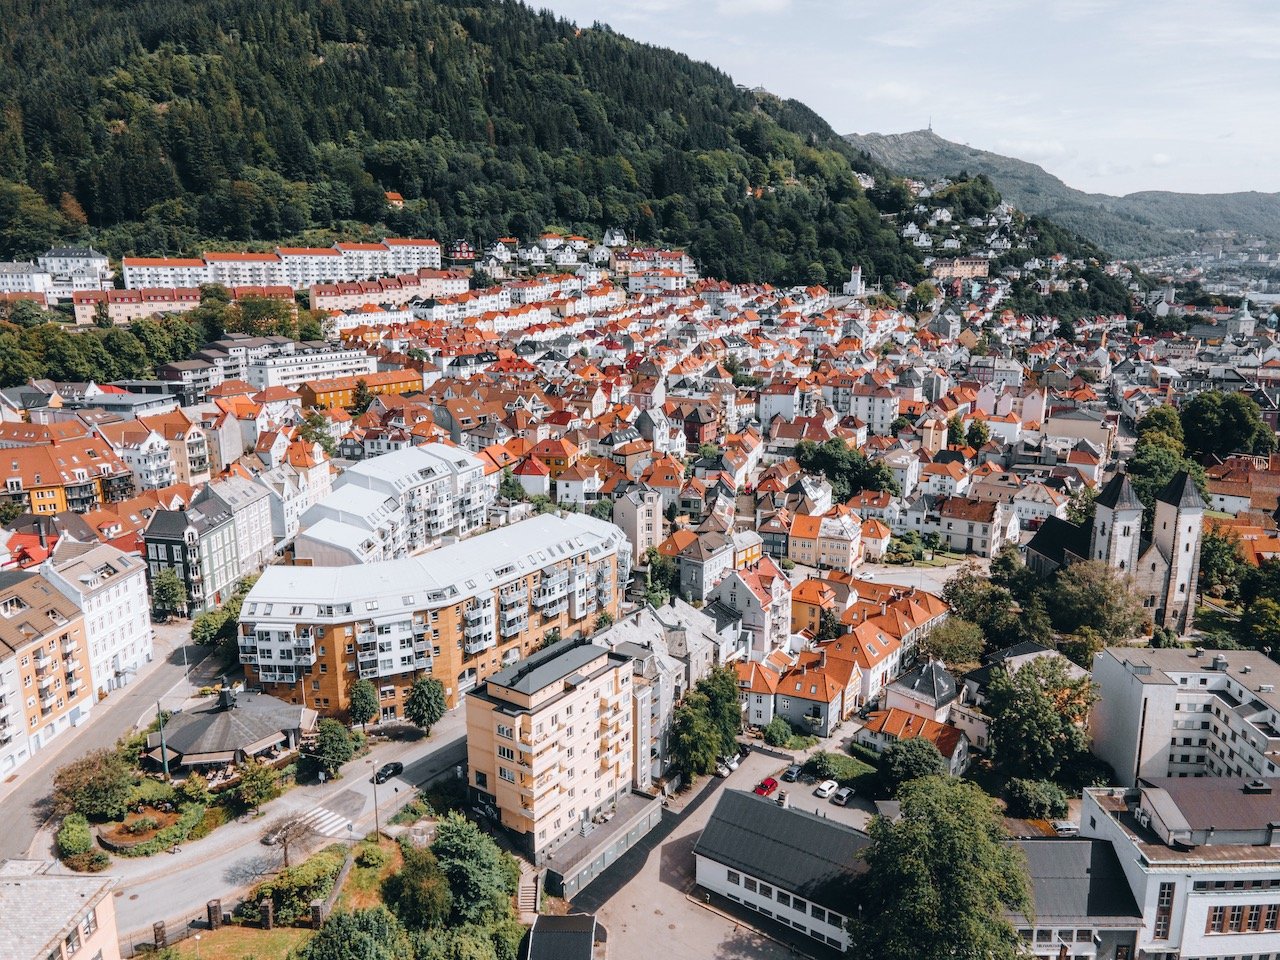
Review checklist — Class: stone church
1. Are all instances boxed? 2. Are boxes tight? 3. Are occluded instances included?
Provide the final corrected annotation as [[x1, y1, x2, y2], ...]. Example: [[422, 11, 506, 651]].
[[1026, 471, 1204, 633]]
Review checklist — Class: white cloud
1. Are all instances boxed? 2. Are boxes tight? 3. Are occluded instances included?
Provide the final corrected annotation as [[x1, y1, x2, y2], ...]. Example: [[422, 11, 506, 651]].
[[1150, 152, 1173, 167], [995, 139, 1069, 163], [715, 0, 791, 13]]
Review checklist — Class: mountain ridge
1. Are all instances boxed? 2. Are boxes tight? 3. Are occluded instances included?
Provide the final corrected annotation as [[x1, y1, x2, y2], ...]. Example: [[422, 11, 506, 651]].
[[844, 128, 1280, 256]]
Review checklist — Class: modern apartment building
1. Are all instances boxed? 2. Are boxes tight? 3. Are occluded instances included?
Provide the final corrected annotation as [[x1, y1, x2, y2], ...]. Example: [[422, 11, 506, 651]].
[[465, 637, 635, 861], [295, 444, 491, 565], [0, 571, 93, 773], [245, 344, 376, 390], [1091, 647, 1280, 785], [238, 513, 630, 718], [0, 861, 120, 960], [43, 541, 152, 700], [1081, 777, 1280, 960]]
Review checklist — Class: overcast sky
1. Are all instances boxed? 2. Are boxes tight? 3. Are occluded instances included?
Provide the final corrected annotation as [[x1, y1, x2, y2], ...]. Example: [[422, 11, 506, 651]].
[[532, 0, 1280, 196]]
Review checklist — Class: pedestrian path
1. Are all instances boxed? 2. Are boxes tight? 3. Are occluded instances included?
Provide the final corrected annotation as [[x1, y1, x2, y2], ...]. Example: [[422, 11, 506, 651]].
[[295, 787, 367, 838]]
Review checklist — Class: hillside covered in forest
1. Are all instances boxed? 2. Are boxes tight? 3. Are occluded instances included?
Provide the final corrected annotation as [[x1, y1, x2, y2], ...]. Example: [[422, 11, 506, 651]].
[[0, 0, 926, 286]]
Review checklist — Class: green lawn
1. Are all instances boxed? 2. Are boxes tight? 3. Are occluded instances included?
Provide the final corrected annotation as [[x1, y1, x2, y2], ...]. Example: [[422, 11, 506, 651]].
[[169, 925, 311, 960]]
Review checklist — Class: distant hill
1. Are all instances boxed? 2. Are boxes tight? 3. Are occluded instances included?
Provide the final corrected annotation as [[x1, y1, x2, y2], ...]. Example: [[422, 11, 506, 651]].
[[0, 0, 922, 286], [844, 129, 1280, 257]]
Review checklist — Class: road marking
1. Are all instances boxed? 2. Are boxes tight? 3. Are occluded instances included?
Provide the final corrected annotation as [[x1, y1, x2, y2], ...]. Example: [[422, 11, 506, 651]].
[[297, 805, 355, 837]]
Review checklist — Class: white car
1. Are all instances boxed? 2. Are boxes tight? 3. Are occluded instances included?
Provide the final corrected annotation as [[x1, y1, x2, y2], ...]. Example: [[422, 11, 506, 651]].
[[814, 779, 839, 799]]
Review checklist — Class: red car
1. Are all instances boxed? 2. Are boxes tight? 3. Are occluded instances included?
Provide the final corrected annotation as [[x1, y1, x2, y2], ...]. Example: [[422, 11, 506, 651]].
[[754, 777, 778, 797]]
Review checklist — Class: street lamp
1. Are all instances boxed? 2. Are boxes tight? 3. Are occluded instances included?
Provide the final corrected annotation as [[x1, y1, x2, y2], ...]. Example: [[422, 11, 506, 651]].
[[193, 933, 201, 959], [367, 759, 381, 837]]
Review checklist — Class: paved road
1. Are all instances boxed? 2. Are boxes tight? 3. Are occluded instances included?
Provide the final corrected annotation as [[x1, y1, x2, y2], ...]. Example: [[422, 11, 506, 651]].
[[112, 711, 468, 944], [0, 622, 216, 861]]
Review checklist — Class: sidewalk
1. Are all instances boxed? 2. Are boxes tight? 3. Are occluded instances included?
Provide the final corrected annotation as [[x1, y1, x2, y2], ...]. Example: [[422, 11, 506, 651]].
[[0, 624, 213, 835]]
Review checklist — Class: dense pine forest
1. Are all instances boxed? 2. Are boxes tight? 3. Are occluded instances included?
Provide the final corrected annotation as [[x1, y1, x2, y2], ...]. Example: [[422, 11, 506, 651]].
[[0, 0, 923, 285]]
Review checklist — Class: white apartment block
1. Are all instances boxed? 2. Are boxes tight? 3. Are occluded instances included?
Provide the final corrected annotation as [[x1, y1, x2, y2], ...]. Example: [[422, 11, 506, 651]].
[[246, 345, 376, 390], [43, 542, 152, 700], [295, 444, 491, 564], [0, 263, 54, 301], [466, 638, 635, 861], [203, 252, 286, 287], [1092, 647, 1280, 785], [0, 650, 28, 775], [197, 475, 276, 575], [120, 258, 210, 289], [238, 513, 630, 715], [383, 238, 442, 273]]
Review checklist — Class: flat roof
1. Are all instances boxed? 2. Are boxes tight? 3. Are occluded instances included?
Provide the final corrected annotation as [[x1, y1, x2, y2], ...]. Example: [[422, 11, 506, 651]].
[[487, 638, 617, 696]]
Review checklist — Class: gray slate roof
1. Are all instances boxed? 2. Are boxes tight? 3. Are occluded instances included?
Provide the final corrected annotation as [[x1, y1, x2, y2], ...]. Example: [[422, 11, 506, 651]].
[[1013, 839, 1141, 925], [527, 913, 597, 960], [693, 789, 868, 911], [1095, 473, 1143, 512], [149, 691, 314, 760], [891, 660, 957, 707]]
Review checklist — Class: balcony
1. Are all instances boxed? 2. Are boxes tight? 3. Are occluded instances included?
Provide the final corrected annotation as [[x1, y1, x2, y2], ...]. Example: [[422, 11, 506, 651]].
[[500, 587, 528, 608], [40, 692, 57, 710], [66, 677, 84, 695], [33, 650, 53, 671], [61, 640, 78, 657], [38, 673, 56, 690], [464, 603, 489, 625], [500, 615, 527, 638], [464, 633, 496, 656]]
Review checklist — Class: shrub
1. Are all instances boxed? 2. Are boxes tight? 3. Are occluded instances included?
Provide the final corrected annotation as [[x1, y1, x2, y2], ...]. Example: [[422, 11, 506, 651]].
[[57, 814, 93, 858], [356, 844, 389, 868], [115, 803, 206, 858], [762, 716, 794, 747], [805, 750, 840, 780], [128, 778, 177, 809], [780, 558, 796, 571], [1005, 778, 1069, 820], [177, 772, 211, 806], [63, 851, 111, 873], [52, 749, 134, 822], [249, 846, 347, 925], [186, 804, 230, 842], [124, 816, 160, 836]]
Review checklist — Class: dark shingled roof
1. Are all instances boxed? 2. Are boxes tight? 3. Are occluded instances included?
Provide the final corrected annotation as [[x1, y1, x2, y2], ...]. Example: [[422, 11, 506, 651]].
[[527, 914, 597, 960], [891, 660, 957, 707], [693, 790, 868, 911], [1094, 473, 1144, 512], [1013, 839, 1141, 925], [1155, 470, 1206, 511], [148, 692, 314, 760], [1025, 515, 1090, 567]]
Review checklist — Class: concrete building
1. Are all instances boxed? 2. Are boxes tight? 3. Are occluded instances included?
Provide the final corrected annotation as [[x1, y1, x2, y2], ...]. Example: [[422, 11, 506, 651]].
[[43, 541, 152, 700], [1091, 647, 1280, 785], [246, 344, 376, 390], [194, 475, 275, 575], [466, 637, 635, 861], [0, 860, 120, 960], [1081, 778, 1280, 959], [238, 513, 630, 717], [612, 487, 662, 565]]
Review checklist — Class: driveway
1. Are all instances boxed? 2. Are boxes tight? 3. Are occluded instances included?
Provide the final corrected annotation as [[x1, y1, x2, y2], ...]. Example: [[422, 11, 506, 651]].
[[570, 748, 815, 960]]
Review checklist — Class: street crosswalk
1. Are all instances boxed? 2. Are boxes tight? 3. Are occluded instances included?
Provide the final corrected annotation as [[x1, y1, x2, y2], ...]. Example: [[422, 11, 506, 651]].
[[296, 804, 356, 838]]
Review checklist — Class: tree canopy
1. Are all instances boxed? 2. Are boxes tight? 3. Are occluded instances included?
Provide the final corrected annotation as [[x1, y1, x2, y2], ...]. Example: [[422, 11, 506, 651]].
[[987, 657, 1097, 782], [847, 777, 1032, 960]]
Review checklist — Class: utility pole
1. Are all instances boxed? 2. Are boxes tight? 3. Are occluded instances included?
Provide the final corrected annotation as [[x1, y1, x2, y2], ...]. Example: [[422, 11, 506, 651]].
[[367, 759, 381, 837], [156, 701, 171, 782]]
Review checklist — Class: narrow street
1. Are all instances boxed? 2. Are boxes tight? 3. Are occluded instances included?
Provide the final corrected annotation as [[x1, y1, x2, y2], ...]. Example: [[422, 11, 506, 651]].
[[0, 621, 215, 861]]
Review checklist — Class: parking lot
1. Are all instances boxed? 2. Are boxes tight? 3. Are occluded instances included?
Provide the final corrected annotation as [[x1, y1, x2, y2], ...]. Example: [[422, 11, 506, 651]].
[[748, 756, 878, 833]]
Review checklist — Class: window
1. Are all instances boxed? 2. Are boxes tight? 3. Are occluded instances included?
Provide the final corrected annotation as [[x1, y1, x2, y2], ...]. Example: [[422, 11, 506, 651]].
[[498, 746, 514, 762], [759, 884, 772, 900], [810, 904, 826, 923], [498, 767, 515, 783], [743, 878, 757, 893], [82, 910, 98, 937], [726, 870, 740, 886], [475, 771, 487, 789], [65, 928, 81, 956], [1207, 907, 1226, 934], [497, 724, 513, 739], [776, 891, 792, 908], [1153, 882, 1175, 940]]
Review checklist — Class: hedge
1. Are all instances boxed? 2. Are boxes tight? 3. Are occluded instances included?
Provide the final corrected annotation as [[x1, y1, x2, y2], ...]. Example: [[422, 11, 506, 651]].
[[57, 814, 93, 858], [246, 846, 346, 926], [114, 803, 206, 857]]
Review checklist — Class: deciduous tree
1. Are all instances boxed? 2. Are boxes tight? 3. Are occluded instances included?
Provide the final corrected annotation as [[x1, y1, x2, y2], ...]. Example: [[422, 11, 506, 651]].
[[987, 657, 1096, 781], [846, 777, 1032, 960], [52, 749, 135, 821], [404, 677, 446, 734], [348, 679, 378, 731]]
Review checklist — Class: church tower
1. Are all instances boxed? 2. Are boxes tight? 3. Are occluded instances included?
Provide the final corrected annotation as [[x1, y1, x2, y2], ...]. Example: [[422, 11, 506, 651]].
[[1153, 470, 1205, 632], [1091, 473, 1143, 573]]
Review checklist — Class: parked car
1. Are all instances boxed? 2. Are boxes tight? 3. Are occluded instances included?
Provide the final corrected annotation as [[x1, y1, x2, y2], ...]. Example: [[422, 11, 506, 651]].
[[814, 779, 839, 799], [261, 827, 283, 846], [1053, 820, 1079, 836], [715, 764, 731, 778], [832, 786, 855, 806], [723, 754, 740, 771], [781, 764, 802, 782], [373, 761, 404, 784], [754, 777, 779, 797], [775, 790, 788, 807]]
